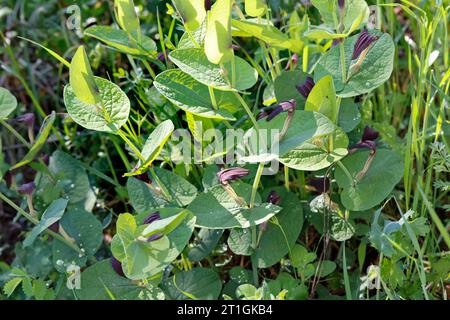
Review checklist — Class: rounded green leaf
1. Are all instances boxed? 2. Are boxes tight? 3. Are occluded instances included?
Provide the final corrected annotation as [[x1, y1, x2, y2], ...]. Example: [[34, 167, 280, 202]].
[[164, 268, 222, 300], [311, 0, 369, 33], [154, 69, 237, 120], [274, 70, 308, 107], [169, 48, 258, 91], [126, 177, 168, 215], [152, 167, 198, 207], [76, 259, 164, 300], [228, 228, 253, 256], [63, 77, 130, 133], [85, 26, 156, 56], [338, 99, 361, 132], [0, 87, 17, 119], [315, 31, 395, 98], [188, 182, 281, 229], [52, 207, 103, 272], [258, 110, 337, 157], [335, 149, 404, 211], [253, 188, 304, 268], [279, 127, 349, 171]]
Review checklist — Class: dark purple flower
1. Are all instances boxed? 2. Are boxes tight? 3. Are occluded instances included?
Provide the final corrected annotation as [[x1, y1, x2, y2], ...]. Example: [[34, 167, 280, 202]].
[[352, 29, 379, 60], [147, 234, 163, 242], [257, 110, 269, 121], [41, 154, 50, 166], [338, 0, 345, 10], [267, 190, 282, 205], [217, 167, 249, 185], [4, 171, 13, 188], [205, 0, 212, 11], [135, 172, 152, 184], [143, 211, 161, 225], [142, 212, 164, 242], [111, 257, 126, 277], [259, 221, 269, 232], [17, 182, 36, 195], [48, 221, 60, 233], [157, 50, 169, 63], [296, 77, 315, 99], [267, 99, 296, 121], [332, 38, 343, 47], [16, 113, 35, 127], [308, 177, 330, 194], [361, 126, 379, 142], [350, 126, 379, 151]]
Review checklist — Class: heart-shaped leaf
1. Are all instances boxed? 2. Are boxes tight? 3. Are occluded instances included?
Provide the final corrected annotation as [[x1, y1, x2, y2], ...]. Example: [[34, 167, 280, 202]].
[[63, 77, 130, 133], [164, 268, 222, 300], [169, 48, 257, 91], [154, 69, 237, 120], [279, 127, 349, 171], [314, 30, 395, 98], [76, 259, 164, 300], [335, 149, 404, 211], [52, 207, 103, 272], [188, 182, 281, 229]]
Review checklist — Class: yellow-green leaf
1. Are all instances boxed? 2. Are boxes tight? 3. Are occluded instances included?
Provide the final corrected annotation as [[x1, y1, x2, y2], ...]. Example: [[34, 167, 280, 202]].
[[245, 0, 267, 17], [114, 0, 140, 35], [204, 0, 233, 64], [69, 46, 100, 105], [173, 0, 206, 31], [305, 75, 338, 123]]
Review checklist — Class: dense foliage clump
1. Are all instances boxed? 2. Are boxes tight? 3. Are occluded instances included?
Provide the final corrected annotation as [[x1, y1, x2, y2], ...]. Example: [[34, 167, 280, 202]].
[[0, 0, 449, 300]]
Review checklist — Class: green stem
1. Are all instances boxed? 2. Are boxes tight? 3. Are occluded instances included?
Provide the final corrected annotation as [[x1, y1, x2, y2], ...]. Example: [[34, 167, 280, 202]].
[[342, 241, 353, 300], [0, 191, 83, 255], [284, 166, 290, 191], [339, 42, 347, 83], [208, 86, 218, 111], [0, 120, 31, 148], [117, 130, 145, 162], [234, 92, 260, 130], [250, 163, 265, 208]]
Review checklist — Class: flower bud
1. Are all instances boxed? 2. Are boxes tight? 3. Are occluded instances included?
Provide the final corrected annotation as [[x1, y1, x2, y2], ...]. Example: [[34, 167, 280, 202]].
[[267, 190, 282, 205], [217, 168, 249, 185], [17, 182, 36, 195], [16, 113, 35, 127], [111, 257, 126, 277], [296, 77, 315, 99]]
